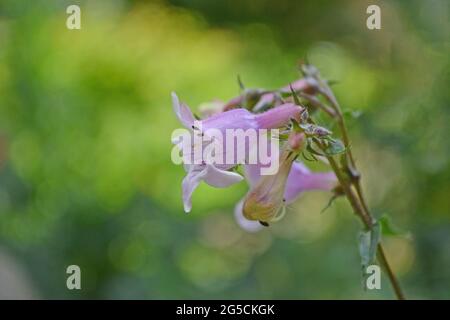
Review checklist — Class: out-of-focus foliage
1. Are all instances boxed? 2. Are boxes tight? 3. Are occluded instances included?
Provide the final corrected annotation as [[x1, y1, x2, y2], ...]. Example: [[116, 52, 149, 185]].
[[0, 0, 448, 299]]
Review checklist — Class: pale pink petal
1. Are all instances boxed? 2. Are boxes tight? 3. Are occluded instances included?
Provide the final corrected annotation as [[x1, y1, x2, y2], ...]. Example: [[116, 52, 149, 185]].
[[202, 108, 257, 131], [172, 92, 195, 128], [254, 103, 301, 128], [244, 164, 263, 187], [182, 166, 208, 213], [182, 165, 243, 213], [253, 93, 276, 112], [280, 78, 317, 94], [203, 165, 244, 188], [283, 162, 337, 203], [244, 162, 337, 204]]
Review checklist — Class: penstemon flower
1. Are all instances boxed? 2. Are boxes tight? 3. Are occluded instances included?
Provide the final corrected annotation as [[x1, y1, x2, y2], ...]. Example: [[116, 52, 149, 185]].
[[235, 131, 337, 229], [171, 92, 303, 212], [170, 63, 406, 299], [235, 158, 337, 231], [241, 131, 306, 224]]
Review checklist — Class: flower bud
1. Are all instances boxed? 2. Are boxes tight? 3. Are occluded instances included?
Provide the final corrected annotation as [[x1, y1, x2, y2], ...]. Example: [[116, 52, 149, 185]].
[[300, 109, 309, 123], [313, 126, 332, 137], [288, 131, 305, 151]]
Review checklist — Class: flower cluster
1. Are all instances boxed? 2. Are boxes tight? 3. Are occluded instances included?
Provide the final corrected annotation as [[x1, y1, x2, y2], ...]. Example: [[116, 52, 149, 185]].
[[170, 64, 407, 299], [171, 68, 339, 231]]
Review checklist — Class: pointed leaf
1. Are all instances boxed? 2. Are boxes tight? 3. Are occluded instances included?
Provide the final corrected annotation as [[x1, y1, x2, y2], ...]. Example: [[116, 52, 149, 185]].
[[237, 75, 245, 91], [359, 230, 371, 269], [302, 151, 317, 162], [358, 223, 381, 269], [289, 84, 302, 105], [324, 138, 346, 156], [306, 141, 325, 157], [379, 214, 409, 237]]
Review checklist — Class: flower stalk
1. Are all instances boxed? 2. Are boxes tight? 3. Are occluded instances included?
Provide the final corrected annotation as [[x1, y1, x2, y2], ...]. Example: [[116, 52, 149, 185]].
[[172, 62, 407, 299], [309, 73, 406, 300]]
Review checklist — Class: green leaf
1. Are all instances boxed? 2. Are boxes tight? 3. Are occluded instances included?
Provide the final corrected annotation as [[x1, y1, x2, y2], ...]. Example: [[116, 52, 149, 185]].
[[289, 84, 302, 105], [343, 109, 362, 119], [320, 194, 339, 213], [237, 74, 245, 91], [301, 151, 317, 162], [306, 140, 325, 157], [324, 138, 346, 156], [379, 214, 409, 237], [358, 223, 381, 269], [290, 118, 302, 132]]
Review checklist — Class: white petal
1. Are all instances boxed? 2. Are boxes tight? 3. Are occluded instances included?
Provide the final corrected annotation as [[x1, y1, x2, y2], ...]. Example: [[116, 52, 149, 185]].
[[234, 199, 263, 232], [203, 165, 243, 188]]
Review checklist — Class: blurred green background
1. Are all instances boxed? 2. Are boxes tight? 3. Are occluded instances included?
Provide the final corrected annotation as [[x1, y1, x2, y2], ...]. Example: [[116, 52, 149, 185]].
[[0, 0, 449, 299]]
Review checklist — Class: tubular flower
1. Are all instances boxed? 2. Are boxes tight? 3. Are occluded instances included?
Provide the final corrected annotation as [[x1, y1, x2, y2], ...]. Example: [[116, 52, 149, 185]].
[[236, 161, 337, 231], [235, 131, 337, 231], [171, 92, 303, 213], [242, 146, 299, 223]]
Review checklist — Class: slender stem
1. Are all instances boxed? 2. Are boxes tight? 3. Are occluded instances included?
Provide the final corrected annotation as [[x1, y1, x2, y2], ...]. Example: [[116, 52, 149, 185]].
[[377, 244, 406, 300], [283, 75, 404, 298], [314, 83, 406, 300], [354, 182, 371, 222], [299, 92, 337, 118], [323, 147, 405, 299], [319, 86, 357, 167], [318, 143, 372, 228]]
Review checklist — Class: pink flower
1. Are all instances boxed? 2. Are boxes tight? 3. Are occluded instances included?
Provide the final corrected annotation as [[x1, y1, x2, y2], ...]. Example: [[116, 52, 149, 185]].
[[235, 160, 337, 231], [242, 147, 298, 223], [253, 93, 283, 112], [280, 78, 318, 95], [172, 92, 302, 213]]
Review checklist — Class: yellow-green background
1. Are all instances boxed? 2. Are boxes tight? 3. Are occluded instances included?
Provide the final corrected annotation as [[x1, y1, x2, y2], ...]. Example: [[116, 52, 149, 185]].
[[0, 0, 449, 299]]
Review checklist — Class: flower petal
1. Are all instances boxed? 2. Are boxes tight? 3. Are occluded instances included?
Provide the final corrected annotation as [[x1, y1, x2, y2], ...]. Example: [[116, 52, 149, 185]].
[[181, 164, 243, 213], [172, 92, 195, 128], [245, 162, 336, 204], [283, 162, 337, 203], [243, 164, 262, 187], [255, 103, 302, 129], [234, 199, 263, 232], [203, 164, 244, 188], [202, 108, 257, 131], [182, 166, 208, 213]]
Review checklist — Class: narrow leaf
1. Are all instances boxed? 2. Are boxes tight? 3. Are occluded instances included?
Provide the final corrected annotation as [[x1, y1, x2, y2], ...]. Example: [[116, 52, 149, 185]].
[[358, 223, 381, 269], [289, 84, 302, 105], [306, 141, 325, 157], [237, 75, 245, 91]]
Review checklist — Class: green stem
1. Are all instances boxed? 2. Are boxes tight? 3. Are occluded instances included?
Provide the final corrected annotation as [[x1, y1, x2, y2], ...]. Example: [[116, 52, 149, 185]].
[[323, 147, 405, 299], [314, 84, 406, 300]]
